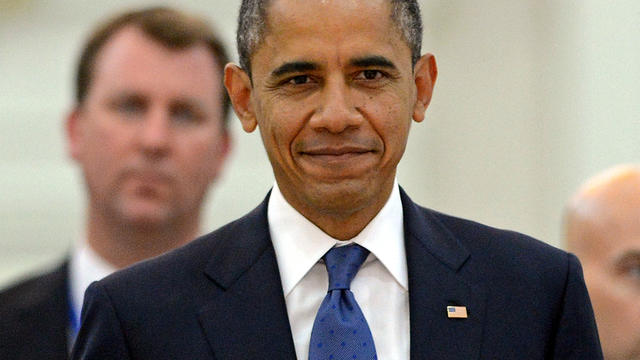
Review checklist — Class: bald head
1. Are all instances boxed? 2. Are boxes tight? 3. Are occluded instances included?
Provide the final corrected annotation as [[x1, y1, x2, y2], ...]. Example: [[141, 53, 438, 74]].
[[565, 164, 640, 257], [564, 164, 640, 360]]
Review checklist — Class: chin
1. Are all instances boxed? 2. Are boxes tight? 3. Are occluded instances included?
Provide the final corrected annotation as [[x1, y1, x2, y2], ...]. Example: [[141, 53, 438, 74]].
[[125, 215, 171, 229], [308, 181, 376, 212]]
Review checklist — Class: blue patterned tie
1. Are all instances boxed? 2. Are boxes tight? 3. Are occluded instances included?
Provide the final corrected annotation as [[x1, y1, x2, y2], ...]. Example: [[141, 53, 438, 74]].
[[309, 244, 378, 360]]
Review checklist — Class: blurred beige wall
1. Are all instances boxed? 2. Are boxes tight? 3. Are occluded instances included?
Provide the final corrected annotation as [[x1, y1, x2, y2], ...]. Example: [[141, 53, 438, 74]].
[[1, 0, 638, 288]]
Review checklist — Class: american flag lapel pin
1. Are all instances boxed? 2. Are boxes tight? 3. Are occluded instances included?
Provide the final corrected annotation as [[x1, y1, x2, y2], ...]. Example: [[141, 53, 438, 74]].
[[447, 305, 468, 319]]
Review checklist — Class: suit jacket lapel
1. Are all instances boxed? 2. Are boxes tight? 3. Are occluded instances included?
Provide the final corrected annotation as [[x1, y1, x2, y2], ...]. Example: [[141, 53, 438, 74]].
[[401, 189, 486, 360], [197, 194, 297, 359]]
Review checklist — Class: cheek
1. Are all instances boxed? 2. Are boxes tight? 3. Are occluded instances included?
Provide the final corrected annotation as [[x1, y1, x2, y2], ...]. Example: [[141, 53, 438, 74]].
[[362, 88, 412, 122], [584, 268, 613, 307], [81, 124, 127, 171], [260, 111, 302, 156], [587, 270, 640, 328], [367, 104, 411, 153], [90, 117, 133, 149], [179, 131, 229, 182], [181, 138, 220, 170]]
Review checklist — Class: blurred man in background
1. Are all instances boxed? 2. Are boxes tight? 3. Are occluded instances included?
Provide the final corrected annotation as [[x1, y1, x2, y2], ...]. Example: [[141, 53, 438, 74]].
[[0, 7, 230, 359], [565, 164, 640, 360]]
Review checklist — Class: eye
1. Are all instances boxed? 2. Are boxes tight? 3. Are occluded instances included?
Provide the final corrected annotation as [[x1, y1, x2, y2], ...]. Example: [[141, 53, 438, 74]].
[[355, 70, 385, 81], [628, 263, 640, 279], [173, 110, 195, 123], [171, 103, 202, 125], [287, 75, 312, 85], [114, 97, 146, 117]]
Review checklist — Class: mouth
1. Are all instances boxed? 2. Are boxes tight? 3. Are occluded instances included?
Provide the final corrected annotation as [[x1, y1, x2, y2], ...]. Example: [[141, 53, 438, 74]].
[[302, 145, 373, 156], [129, 171, 172, 183], [121, 168, 174, 193], [298, 145, 377, 171]]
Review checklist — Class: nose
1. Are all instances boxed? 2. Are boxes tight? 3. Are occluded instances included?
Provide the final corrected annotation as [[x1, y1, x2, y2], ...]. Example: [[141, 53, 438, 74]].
[[138, 107, 171, 158], [309, 78, 363, 133]]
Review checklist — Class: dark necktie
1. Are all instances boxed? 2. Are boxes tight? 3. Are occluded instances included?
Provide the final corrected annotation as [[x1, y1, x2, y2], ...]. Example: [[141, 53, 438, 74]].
[[308, 244, 378, 360]]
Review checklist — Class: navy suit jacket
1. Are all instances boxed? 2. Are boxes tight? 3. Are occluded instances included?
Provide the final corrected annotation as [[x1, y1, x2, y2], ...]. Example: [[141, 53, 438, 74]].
[[0, 262, 70, 359], [72, 189, 602, 359]]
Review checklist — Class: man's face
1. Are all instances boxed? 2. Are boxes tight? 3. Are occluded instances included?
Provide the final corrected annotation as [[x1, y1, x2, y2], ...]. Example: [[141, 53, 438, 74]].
[[229, 0, 435, 223], [576, 205, 640, 360], [68, 26, 229, 228]]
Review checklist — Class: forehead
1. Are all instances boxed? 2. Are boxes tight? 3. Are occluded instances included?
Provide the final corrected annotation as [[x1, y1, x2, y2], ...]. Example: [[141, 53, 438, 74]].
[[577, 194, 640, 259], [256, 0, 410, 70], [91, 26, 221, 96]]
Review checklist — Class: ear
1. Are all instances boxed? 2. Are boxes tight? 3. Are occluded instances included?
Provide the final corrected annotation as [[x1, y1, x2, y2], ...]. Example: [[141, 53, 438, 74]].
[[412, 53, 438, 123], [65, 107, 84, 162], [224, 63, 258, 133]]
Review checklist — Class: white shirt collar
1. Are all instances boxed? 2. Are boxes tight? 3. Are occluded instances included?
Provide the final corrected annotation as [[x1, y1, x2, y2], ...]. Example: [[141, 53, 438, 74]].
[[69, 240, 117, 318], [269, 180, 407, 296]]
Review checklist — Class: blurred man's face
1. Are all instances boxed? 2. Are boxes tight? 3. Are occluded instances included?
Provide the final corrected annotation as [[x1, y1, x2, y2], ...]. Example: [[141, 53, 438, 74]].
[[227, 0, 435, 231], [68, 26, 229, 228], [570, 196, 640, 360]]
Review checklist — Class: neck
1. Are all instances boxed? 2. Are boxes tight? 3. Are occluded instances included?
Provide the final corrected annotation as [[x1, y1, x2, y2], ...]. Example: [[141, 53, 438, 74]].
[[85, 211, 199, 269], [311, 202, 388, 240], [282, 181, 395, 241]]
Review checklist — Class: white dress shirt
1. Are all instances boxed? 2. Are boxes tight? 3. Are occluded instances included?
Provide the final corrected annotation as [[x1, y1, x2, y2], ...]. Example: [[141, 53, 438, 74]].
[[269, 180, 410, 359], [69, 241, 117, 328]]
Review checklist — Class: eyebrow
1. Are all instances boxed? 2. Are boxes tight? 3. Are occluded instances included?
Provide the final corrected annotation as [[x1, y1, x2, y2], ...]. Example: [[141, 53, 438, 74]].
[[106, 92, 148, 107], [171, 97, 205, 111], [270, 55, 398, 78], [350, 55, 397, 70], [271, 61, 319, 77]]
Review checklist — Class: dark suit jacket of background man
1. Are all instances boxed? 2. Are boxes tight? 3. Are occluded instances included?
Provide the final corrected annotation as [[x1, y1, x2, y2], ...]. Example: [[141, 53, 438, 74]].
[[72, 189, 603, 359], [0, 262, 69, 359]]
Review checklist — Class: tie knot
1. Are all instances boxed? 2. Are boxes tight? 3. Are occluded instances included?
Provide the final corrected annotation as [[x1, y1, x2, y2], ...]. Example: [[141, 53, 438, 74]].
[[323, 244, 369, 291]]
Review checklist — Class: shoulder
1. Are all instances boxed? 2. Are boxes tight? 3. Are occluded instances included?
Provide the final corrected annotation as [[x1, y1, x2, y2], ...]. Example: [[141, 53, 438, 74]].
[[401, 189, 573, 291], [96, 198, 270, 297], [398, 184, 567, 265], [0, 261, 69, 347], [422, 204, 569, 271], [431, 207, 566, 265], [0, 261, 68, 313]]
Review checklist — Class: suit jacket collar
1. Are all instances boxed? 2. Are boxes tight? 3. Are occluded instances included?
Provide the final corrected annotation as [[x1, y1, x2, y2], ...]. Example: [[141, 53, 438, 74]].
[[198, 189, 485, 359]]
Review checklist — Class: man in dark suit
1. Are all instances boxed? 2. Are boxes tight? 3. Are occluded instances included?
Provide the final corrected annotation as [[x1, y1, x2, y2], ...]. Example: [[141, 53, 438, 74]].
[[0, 7, 230, 359], [72, 0, 603, 358]]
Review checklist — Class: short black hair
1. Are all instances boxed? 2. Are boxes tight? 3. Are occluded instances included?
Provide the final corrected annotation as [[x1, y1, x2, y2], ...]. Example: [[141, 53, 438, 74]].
[[236, 0, 422, 78]]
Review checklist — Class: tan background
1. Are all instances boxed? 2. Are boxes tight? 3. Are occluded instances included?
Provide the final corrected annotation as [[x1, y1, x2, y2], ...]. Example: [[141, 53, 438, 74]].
[[1, 0, 638, 288]]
